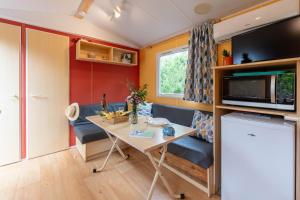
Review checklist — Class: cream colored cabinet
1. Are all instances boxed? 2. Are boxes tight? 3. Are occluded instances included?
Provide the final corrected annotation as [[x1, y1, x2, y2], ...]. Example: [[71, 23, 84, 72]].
[[0, 22, 21, 166], [26, 29, 69, 158]]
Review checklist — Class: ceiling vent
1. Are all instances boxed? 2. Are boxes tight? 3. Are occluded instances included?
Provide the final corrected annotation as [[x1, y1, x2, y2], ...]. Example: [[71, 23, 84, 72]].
[[194, 3, 212, 15], [213, 0, 299, 42]]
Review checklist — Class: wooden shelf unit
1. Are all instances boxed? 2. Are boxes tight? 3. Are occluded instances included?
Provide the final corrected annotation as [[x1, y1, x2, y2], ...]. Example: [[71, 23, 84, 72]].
[[213, 57, 300, 70], [212, 58, 300, 198], [215, 104, 298, 119], [76, 39, 138, 66]]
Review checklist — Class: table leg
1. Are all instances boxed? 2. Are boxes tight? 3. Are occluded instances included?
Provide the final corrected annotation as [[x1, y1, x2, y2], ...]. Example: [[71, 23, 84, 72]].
[[93, 132, 128, 173], [146, 145, 185, 200], [106, 131, 129, 160]]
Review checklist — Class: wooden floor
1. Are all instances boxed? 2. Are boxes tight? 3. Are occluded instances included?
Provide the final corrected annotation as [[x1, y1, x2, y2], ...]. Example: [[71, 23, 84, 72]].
[[0, 147, 220, 200]]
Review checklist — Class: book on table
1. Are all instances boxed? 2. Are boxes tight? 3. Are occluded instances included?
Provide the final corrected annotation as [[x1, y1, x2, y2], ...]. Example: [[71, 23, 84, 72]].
[[129, 130, 154, 138]]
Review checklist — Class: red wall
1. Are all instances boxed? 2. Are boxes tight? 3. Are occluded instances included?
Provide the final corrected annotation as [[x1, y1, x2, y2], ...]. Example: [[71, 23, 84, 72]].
[[69, 36, 139, 145], [0, 18, 139, 157]]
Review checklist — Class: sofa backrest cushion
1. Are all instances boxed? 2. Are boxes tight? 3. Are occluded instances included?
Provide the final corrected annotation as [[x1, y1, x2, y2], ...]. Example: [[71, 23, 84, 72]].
[[70, 104, 102, 126], [138, 102, 153, 116], [151, 104, 195, 127], [70, 102, 126, 126], [108, 102, 126, 112]]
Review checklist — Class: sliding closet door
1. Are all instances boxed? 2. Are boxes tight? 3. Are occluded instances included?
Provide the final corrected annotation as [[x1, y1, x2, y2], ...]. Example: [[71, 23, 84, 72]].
[[27, 29, 69, 158], [0, 22, 21, 166]]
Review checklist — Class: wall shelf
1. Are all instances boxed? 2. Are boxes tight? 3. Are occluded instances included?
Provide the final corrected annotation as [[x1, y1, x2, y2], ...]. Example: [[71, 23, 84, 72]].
[[76, 39, 138, 66], [215, 104, 298, 120], [213, 57, 300, 70]]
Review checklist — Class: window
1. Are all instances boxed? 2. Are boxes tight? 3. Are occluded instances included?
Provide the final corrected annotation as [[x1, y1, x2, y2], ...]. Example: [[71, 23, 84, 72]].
[[157, 46, 188, 98]]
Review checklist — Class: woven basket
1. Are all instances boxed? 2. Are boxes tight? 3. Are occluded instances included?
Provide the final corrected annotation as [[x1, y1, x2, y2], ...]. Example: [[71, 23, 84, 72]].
[[105, 115, 129, 124]]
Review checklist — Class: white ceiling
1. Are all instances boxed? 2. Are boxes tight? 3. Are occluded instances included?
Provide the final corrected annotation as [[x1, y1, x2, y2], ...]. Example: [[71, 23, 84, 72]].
[[0, 0, 267, 48]]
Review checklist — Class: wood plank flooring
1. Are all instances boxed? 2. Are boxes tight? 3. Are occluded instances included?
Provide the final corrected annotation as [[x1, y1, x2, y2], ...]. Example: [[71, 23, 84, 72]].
[[0, 147, 220, 200]]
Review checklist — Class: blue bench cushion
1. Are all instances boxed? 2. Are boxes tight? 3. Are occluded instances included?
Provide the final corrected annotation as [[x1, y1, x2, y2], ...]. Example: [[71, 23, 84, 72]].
[[167, 136, 213, 169], [70, 104, 102, 126], [74, 123, 108, 144], [152, 104, 195, 127], [70, 102, 126, 144]]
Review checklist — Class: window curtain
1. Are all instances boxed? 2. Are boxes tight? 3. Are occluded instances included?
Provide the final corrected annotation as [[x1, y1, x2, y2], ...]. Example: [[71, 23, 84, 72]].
[[183, 21, 216, 104]]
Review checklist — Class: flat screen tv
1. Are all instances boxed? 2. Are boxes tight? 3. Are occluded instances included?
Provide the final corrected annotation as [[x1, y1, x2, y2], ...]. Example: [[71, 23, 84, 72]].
[[232, 15, 300, 64]]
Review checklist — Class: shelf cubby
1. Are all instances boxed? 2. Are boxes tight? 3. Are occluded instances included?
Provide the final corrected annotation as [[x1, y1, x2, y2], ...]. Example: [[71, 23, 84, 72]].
[[112, 47, 137, 66], [76, 39, 138, 66]]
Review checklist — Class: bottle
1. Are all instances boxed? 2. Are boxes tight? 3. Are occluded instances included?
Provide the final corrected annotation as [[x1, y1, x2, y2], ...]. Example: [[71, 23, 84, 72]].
[[124, 101, 128, 111], [101, 93, 107, 112]]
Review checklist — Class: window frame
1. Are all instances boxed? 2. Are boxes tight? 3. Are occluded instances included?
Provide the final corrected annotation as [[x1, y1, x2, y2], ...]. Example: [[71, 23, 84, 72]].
[[156, 45, 188, 98]]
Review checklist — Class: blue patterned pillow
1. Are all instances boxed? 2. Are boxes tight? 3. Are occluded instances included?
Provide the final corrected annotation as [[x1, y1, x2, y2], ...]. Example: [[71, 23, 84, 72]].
[[138, 102, 153, 116], [191, 110, 213, 143]]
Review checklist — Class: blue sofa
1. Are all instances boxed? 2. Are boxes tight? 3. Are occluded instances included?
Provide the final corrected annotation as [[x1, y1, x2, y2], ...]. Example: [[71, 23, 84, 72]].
[[70, 102, 213, 170], [70, 102, 126, 144], [70, 102, 213, 195], [152, 104, 213, 169]]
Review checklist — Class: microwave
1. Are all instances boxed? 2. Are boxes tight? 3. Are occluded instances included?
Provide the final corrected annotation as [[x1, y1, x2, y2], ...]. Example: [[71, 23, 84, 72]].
[[222, 70, 296, 111]]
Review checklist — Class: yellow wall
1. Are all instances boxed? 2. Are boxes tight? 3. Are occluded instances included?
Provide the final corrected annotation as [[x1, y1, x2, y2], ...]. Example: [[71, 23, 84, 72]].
[[140, 33, 213, 112], [217, 40, 232, 66]]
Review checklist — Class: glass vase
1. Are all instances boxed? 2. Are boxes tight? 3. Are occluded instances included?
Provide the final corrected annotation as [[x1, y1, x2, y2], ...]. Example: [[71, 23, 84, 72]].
[[130, 104, 138, 124], [130, 112, 138, 124]]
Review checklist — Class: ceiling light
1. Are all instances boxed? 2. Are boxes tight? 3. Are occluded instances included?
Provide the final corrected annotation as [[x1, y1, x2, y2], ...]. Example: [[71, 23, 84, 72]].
[[78, 10, 86, 18], [116, 6, 121, 12], [194, 3, 212, 15], [255, 16, 262, 20], [114, 9, 121, 18]]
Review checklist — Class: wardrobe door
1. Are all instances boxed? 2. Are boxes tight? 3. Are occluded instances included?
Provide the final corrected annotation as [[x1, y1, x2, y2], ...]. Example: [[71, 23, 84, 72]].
[[27, 29, 69, 158], [0, 22, 21, 166]]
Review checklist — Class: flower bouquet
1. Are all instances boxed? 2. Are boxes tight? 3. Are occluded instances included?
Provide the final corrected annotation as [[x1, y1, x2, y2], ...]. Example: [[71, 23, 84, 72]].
[[126, 83, 147, 124]]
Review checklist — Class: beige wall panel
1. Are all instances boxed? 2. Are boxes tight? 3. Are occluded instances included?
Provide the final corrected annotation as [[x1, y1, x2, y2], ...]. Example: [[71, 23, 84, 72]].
[[27, 29, 69, 158], [0, 22, 21, 165]]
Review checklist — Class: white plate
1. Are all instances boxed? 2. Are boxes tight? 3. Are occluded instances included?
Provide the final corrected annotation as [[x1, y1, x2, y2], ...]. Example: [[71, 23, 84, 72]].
[[147, 117, 170, 126]]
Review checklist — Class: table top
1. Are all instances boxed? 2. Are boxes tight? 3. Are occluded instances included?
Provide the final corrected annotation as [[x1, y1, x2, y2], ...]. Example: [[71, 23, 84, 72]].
[[86, 115, 196, 153]]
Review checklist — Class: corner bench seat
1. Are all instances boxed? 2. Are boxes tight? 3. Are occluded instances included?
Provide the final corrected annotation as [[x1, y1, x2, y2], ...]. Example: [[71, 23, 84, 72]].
[[74, 123, 108, 144], [151, 104, 214, 196], [151, 104, 213, 169], [70, 103, 127, 161], [168, 136, 213, 169], [71, 103, 127, 144], [151, 103, 214, 196]]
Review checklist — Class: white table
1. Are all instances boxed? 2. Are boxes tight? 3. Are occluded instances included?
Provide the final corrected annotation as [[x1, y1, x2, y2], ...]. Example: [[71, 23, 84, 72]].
[[86, 115, 195, 200]]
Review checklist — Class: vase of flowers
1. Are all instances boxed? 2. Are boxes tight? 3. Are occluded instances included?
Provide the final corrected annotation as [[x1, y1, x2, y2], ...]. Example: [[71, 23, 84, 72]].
[[126, 83, 147, 124], [222, 49, 233, 65]]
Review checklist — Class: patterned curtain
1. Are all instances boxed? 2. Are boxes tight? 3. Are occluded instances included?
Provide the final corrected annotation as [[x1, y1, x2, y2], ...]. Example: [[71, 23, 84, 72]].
[[183, 21, 216, 104]]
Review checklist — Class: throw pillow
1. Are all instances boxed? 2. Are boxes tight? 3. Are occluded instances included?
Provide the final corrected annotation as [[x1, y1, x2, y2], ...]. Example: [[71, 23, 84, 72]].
[[138, 102, 153, 116], [191, 110, 213, 143]]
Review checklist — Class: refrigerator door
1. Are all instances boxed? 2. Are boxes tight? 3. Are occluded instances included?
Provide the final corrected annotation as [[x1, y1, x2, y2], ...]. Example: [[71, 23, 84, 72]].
[[221, 113, 295, 200]]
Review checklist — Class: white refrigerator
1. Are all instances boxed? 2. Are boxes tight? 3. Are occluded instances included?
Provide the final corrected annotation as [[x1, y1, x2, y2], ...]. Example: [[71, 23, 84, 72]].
[[221, 112, 295, 200]]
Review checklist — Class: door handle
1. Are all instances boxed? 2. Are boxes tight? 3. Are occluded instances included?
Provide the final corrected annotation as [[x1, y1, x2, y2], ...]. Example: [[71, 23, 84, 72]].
[[10, 95, 19, 100], [247, 133, 256, 137], [30, 94, 48, 99]]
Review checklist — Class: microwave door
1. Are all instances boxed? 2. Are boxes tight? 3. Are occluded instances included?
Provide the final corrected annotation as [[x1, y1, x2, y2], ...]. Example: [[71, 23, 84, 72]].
[[276, 73, 295, 106], [223, 76, 272, 103]]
